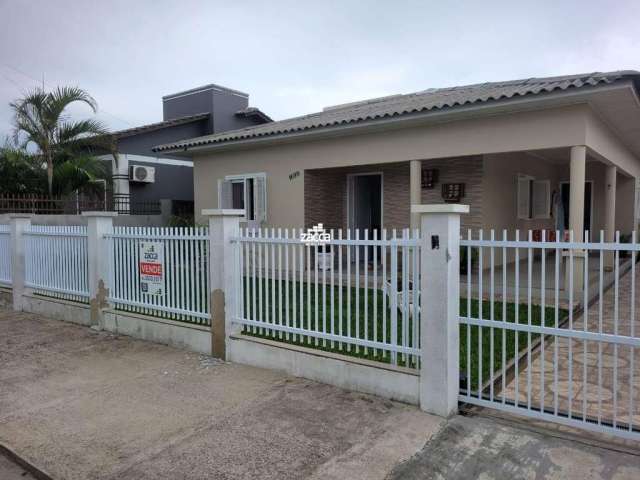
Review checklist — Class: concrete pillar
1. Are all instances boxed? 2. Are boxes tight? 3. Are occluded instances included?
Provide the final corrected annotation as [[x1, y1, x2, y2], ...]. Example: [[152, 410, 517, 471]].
[[413, 203, 469, 417], [566, 146, 586, 300], [204, 208, 245, 359], [410, 160, 422, 230], [604, 165, 617, 269], [569, 146, 586, 241], [83, 212, 117, 327], [112, 153, 130, 214], [10, 215, 31, 311]]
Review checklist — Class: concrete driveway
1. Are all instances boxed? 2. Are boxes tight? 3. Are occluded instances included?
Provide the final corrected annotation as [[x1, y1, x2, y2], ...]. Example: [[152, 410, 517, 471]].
[[0, 302, 440, 480]]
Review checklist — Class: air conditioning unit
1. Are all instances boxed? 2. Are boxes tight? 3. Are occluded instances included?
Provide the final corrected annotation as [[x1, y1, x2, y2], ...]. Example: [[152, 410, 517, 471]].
[[129, 165, 155, 183]]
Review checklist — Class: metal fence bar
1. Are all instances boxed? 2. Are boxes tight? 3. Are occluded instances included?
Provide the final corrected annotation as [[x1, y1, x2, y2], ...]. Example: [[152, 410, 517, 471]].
[[232, 228, 421, 368], [459, 228, 640, 441]]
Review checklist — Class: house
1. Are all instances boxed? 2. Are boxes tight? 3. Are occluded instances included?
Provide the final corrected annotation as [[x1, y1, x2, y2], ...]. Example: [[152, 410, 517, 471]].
[[152, 71, 640, 246], [105, 83, 271, 214]]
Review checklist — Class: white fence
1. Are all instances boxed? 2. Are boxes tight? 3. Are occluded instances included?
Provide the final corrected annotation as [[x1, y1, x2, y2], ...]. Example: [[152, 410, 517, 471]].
[[231, 228, 421, 368], [0, 225, 10, 287], [107, 227, 210, 325], [24, 225, 89, 302], [459, 229, 640, 440]]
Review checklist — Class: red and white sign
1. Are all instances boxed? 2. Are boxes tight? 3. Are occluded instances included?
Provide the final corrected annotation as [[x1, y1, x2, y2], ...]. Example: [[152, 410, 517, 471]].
[[139, 241, 164, 296]]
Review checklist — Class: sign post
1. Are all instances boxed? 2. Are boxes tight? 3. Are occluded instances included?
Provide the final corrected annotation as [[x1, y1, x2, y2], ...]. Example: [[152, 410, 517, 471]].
[[139, 241, 164, 296]]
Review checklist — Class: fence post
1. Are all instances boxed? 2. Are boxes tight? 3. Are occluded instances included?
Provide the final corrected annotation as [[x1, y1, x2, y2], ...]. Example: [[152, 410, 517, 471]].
[[413, 204, 469, 417], [203, 209, 245, 359], [83, 212, 117, 328], [10, 215, 31, 312]]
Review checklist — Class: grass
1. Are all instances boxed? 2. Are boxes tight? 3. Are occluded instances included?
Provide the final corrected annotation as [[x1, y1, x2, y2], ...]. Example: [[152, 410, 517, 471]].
[[240, 277, 567, 389]]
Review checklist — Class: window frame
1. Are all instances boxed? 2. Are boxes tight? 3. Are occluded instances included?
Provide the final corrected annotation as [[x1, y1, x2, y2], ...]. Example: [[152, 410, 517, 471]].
[[219, 172, 266, 223]]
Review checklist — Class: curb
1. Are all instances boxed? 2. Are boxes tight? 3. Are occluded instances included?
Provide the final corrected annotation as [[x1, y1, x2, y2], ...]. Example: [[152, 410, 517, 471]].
[[0, 442, 55, 480]]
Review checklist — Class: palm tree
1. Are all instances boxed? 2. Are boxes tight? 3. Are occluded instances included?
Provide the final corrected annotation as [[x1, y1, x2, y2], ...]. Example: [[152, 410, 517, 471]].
[[10, 86, 114, 195]]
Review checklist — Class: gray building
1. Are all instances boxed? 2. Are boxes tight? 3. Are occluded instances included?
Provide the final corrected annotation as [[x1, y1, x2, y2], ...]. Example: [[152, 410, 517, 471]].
[[106, 84, 271, 214]]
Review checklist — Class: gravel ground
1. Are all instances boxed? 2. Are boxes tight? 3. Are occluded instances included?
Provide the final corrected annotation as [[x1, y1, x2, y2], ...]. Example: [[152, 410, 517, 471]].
[[0, 303, 440, 480]]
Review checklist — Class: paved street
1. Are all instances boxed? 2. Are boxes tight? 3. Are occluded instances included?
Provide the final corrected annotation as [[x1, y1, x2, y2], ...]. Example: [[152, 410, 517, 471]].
[[389, 413, 640, 479]]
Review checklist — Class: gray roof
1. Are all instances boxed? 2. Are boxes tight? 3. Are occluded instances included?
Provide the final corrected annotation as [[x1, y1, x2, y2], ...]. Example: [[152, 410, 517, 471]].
[[113, 112, 210, 139], [153, 71, 640, 152]]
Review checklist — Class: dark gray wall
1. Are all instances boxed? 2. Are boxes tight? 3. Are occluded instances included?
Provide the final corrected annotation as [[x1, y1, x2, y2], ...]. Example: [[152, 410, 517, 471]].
[[117, 84, 270, 206], [128, 161, 194, 202]]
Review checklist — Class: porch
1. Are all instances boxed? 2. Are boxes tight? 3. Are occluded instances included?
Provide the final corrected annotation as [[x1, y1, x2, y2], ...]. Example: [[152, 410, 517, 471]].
[[303, 145, 639, 297]]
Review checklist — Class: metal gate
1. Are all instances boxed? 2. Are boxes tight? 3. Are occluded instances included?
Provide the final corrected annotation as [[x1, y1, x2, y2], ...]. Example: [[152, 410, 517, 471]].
[[459, 230, 640, 440]]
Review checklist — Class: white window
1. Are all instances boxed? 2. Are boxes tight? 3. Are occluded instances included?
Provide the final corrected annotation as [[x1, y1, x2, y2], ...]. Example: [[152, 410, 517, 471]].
[[517, 175, 533, 219], [218, 173, 267, 224], [532, 180, 551, 219], [517, 175, 551, 220]]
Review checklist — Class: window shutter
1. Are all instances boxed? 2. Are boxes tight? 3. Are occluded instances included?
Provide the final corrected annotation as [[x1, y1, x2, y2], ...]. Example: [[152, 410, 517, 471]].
[[517, 176, 532, 220], [254, 174, 267, 223], [218, 179, 233, 209], [532, 180, 551, 219]]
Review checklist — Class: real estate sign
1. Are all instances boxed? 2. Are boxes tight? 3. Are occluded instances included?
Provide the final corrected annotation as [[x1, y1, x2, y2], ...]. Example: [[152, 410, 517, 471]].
[[139, 241, 164, 296]]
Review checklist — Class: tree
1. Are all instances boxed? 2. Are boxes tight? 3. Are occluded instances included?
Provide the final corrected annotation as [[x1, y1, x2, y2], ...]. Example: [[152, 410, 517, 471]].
[[10, 86, 114, 195], [0, 142, 46, 195]]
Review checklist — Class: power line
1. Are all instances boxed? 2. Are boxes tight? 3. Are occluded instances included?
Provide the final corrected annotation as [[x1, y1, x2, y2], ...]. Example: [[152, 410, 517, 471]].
[[0, 63, 134, 127]]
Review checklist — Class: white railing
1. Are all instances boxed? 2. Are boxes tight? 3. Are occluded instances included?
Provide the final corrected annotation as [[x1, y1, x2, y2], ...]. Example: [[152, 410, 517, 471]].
[[231, 228, 421, 368], [459, 229, 640, 440], [0, 225, 10, 287], [24, 225, 89, 302], [107, 227, 210, 325]]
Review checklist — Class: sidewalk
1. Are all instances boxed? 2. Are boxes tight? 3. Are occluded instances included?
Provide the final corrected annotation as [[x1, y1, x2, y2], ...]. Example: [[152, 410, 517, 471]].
[[0, 303, 439, 480]]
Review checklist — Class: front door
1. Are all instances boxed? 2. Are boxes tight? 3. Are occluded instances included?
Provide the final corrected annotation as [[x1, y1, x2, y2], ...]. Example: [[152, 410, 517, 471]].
[[348, 174, 382, 264]]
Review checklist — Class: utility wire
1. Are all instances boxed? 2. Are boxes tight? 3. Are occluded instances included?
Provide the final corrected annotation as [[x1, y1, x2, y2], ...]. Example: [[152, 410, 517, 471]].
[[0, 63, 134, 127]]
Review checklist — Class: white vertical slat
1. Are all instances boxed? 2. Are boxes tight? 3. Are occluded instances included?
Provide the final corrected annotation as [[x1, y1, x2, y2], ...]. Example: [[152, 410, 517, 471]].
[[390, 229, 398, 365], [355, 229, 360, 355], [364, 229, 369, 356], [338, 229, 343, 350], [527, 229, 533, 410]]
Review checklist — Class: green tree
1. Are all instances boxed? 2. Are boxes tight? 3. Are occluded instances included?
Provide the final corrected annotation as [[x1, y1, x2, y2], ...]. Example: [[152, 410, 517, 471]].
[[10, 86, 114, 195], [0, 142, 46, 194]]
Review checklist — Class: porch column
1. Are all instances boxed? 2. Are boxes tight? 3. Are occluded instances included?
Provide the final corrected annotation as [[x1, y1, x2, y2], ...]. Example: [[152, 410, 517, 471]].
[[604, 165, 617, 269], [565, 145, 586, 300], [410, 160, 421, 230]]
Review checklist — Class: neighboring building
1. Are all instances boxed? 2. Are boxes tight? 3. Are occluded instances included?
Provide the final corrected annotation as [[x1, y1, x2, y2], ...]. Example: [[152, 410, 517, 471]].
[[105, 84, 271, 214], [153, 71, 640, 241]]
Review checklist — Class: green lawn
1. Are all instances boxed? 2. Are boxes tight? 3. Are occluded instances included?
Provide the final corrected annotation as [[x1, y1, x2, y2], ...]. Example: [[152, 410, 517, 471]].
[[241, 278, 567, 390]]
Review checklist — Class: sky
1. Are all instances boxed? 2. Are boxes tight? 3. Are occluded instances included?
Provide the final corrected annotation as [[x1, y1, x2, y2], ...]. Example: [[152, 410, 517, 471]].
[[1, 0, 639, 140]]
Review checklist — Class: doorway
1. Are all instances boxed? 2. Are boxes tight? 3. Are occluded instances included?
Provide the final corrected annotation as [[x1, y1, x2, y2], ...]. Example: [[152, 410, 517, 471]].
[[560, 181, 593, 236], [347, 173, 383, 234], [347, 173, 382, 265]]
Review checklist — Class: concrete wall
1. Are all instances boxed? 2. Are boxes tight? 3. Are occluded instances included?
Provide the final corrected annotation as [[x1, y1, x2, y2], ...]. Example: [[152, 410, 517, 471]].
[[228, 335, 420, 405]]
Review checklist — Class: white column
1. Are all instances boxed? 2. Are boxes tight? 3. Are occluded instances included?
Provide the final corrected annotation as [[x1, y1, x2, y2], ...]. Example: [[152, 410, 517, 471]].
[[203, 208, 244, 359], [113, 153, 130, 214], [83, 212, 117, 327], [604, 165, 617, 269], [410, 160, 422, 230], [569, 146, 586, 241], [563, 146, 587, 298], [10, 215, 31, 312], [413, 203, 469, 417]]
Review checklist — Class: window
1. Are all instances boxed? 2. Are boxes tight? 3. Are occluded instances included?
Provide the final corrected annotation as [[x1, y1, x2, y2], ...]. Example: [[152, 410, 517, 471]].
[[517, 175, 551, 220], [218, 173, 266, 223]]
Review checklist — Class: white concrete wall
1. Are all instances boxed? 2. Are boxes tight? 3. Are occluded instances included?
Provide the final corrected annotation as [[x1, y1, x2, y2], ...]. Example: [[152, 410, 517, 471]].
[[228, 335, 420, 405], [102, 310, 211, 355]]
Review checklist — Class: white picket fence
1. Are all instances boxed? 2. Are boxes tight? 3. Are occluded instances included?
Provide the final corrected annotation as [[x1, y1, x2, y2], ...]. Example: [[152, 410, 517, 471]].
[[231, 228, 421, 368], [0, 225, 10, 287], [459, 229, 640, 440], [24, 225, 89, 302], [106, 227, 210, 325]]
